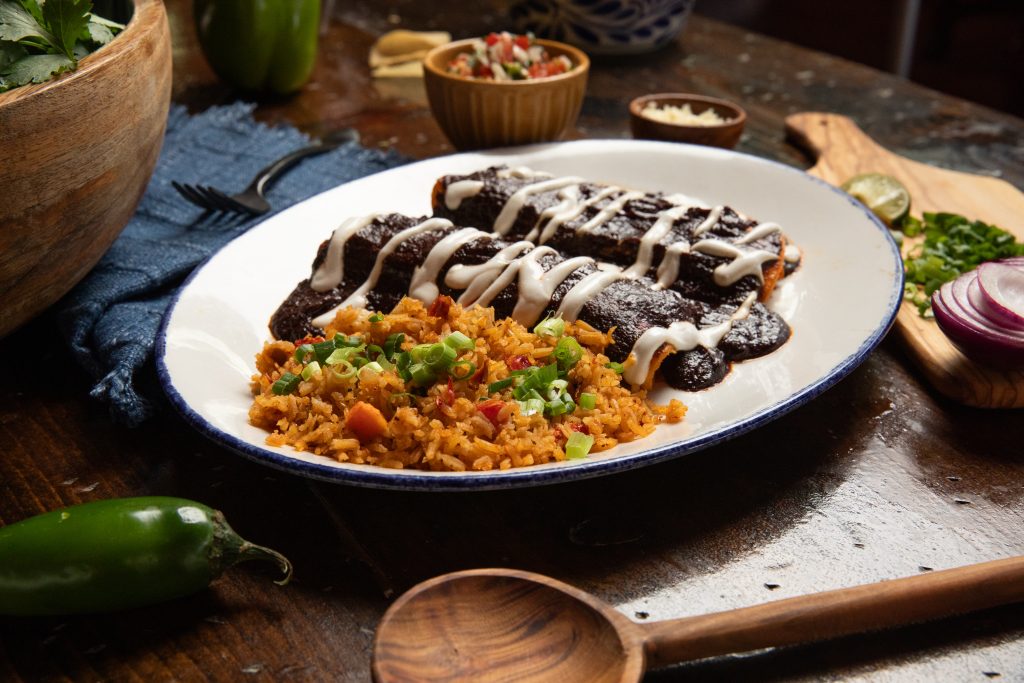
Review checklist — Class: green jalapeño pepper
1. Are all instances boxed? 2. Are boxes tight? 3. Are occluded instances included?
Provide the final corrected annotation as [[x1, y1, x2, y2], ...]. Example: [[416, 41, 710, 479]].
[[0, 497, 292, 616], [194, 0, 320, 95]]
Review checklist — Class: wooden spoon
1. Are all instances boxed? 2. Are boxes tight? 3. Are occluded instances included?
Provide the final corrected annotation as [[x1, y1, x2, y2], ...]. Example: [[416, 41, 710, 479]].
[[372, 557, 1024, 681]]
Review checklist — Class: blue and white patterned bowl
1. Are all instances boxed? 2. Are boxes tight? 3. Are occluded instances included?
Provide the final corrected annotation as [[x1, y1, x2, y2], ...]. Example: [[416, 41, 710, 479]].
[[510, 0, 695, 55]]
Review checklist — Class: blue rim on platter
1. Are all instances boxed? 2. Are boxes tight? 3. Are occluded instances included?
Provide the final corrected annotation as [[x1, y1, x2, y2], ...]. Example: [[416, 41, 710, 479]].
[[156, 139, 904, 491]]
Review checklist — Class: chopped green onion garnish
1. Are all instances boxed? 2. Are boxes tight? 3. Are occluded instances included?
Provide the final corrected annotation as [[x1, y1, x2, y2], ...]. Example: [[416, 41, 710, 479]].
[[294, 343, 315, 363], [271, 372, 301, 395], [511, 375, 533, 400], [383, 333, 405, 361], [361, 361, 384, 375], [579, 392, 596, 410], [537, 362, 559, 384], [549, 379, 569, 392], [424, 343, 457, 369], [332, 360, 357, 380], [396, 351, 412, 381], [334, 334, 363, 348], [605, 361, 624, 374], [521, 388, 543, 402], [443, 331, 475, 351], [488, 378, 514, 393], [366, 344, 384, 359], [512, 363, 559, 400], [375, 354, 394, 370], [553, 337, 582, 370], [369, 313, 384, 323], [410, 363, 436, 385], [313, 339, 337, 364], [301, 361, 322, 380], [409, 343, 432, 363], [325, 347, 357, 365], [450, 359, 476, 380], [565, 431, 594, 459], [547, 398, 570, 416], [518, 398, 544, 416], [533, 315, 565, 338]]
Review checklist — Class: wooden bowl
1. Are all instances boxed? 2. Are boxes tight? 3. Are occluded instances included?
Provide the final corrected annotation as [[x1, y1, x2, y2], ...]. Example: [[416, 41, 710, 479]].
[[0, 0, 172, 338], [629, 94, 746, 149], [423, 38, 589, 150]]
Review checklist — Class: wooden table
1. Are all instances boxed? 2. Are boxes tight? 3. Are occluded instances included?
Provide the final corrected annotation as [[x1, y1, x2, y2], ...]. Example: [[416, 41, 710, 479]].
[[3, 3, 1023, 681]]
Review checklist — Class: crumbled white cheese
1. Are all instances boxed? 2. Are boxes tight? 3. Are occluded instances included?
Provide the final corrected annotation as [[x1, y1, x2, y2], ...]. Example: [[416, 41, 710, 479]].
[[641, 103, 731, 126]]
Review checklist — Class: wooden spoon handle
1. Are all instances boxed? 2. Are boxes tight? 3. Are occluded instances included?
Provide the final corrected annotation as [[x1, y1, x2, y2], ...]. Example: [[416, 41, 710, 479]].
[[641, 555, 1024, 668]]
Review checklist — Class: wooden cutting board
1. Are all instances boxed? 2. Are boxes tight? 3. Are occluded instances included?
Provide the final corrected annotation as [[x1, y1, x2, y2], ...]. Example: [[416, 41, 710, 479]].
[[785, 112, 1024, 408]]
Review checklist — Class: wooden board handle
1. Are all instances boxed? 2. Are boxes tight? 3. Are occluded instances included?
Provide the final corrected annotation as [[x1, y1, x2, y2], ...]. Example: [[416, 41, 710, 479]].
[[782, 111, 1024, 409], [642, 555, 1024, 667], [786, 112, 881, 164]]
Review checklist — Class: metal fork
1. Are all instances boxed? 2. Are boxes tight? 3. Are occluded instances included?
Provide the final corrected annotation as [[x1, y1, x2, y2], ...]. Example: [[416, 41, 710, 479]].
[[172, 128, 360, 216]]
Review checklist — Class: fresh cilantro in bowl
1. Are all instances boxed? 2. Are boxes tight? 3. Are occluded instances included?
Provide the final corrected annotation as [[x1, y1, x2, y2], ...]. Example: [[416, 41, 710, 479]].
[[0, 0, 124, 93]]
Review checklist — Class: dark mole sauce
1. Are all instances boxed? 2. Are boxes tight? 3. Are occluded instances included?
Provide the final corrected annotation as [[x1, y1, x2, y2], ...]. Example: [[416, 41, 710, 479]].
[[272, 169, 795, 392]]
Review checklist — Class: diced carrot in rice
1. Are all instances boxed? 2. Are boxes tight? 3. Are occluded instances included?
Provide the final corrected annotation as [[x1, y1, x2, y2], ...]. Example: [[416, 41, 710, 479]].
[[346, 401, 388, 442]]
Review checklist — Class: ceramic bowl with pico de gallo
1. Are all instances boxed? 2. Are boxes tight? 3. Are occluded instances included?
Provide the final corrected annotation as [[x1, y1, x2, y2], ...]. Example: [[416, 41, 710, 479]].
[[446, 31, 575, 80], [423, 32, 589, 150]]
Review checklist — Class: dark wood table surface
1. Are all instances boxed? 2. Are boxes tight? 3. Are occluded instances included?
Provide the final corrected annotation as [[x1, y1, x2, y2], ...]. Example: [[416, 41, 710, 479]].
[[3, 2, 1024, 681]]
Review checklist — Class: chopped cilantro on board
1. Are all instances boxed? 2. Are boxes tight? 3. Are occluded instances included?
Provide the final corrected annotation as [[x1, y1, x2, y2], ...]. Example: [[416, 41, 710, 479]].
[[901, 212, 1024, 316], [0, 0, 123, 93]]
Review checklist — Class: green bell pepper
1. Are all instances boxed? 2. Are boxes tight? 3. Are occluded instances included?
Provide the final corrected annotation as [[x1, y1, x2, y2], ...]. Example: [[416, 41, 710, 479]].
[[194, 0, 320, 95]]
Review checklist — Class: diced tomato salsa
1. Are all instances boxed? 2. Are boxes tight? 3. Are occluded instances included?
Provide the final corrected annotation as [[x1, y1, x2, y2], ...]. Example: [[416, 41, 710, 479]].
[[447, 31, 574, 81]]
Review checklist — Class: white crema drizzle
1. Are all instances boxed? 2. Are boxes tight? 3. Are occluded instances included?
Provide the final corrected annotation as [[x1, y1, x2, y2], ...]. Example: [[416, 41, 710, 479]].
[[511, 247, 593, 326], [482, 169, 791, 297], [309, 215, 380, 292], [525, 185, 582, 243], [496, 166, 552, 180], [654, 205, 723, 289], [445, 241, 532, 308], [408, 227, 487, 303], [575, 190, 645, 234], [304, 169, 793, 386], [311, 217, 453, 327], [735, 221, 781, 245], [492, 175, 585, 236], [624, 292, 758, 386], [690, 239, 778, 287], [556, 264, 625, 321], [622, 203, 694, 279], [444, 180, 485, 210]]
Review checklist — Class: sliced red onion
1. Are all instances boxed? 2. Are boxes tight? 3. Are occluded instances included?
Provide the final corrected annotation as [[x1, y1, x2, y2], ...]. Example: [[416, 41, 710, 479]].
[[966, 273, 1024, 331], [944, 277, 1024, 341], [976, 261, 1024, 328], [931, 268, 1024, 369]]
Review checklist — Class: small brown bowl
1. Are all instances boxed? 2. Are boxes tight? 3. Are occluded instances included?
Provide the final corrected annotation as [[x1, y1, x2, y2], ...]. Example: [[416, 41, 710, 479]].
[[629, 94, 746, 149], [423, 38, 590, 150]]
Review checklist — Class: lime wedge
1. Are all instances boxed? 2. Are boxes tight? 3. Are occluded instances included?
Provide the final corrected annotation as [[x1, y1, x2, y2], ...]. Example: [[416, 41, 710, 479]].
[[841, 173, 911, 226]]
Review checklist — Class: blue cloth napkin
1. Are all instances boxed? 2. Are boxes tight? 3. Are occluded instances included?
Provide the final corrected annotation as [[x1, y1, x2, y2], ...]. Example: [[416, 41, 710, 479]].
[[57, 103, 407, 426]]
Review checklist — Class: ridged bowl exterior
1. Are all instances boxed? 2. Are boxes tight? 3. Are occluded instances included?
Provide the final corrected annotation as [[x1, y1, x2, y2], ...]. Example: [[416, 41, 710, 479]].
[[423, 39, 589, 150], [0, 0, 172, 337]]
